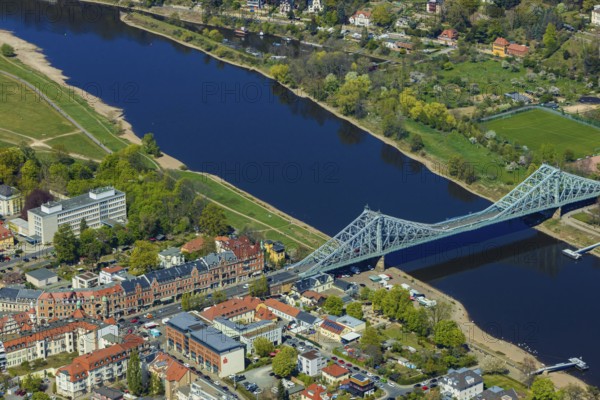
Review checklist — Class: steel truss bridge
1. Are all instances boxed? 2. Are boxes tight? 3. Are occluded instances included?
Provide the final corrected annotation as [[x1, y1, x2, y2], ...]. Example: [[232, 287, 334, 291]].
[[297, 164, 600, 277]]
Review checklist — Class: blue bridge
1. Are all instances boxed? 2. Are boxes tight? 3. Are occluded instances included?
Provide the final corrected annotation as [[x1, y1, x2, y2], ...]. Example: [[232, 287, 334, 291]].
[[298, 164, 600, 277]]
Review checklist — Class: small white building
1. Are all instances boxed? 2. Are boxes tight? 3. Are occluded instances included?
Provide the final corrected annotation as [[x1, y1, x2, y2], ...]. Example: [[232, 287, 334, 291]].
[[349, 10, 371, 27], [440, 368, 484, 400], [335, 315, 366, 332], [99, 266, 126, 285], [72, 272, 99, 289], [297, 349, 326, 377], [307, 0, 323, 13], [593, 5, 600, 26], [159, 247, 185, 269]]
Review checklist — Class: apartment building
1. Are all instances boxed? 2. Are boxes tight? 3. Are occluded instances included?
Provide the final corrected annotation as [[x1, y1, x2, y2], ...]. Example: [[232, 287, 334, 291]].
[[0, 185, 23, 217], [28, 187, 127, 243], [298, 349, 326, 377]]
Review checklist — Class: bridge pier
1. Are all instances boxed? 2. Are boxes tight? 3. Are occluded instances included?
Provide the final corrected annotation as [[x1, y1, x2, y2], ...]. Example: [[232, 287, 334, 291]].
[[552, 207, 562, 220], [375, 256, 385, 272]]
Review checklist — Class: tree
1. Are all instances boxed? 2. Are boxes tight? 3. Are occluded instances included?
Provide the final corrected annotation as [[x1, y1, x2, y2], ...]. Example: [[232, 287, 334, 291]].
[[543, 23, 558, 56], [521, 357, 538, 387], [19, 159, 40, 192], [213, 290, 227, 304], [254, 336, 275, 357], [427, 302, 452, 327], [563, 149, 575, 163], [433, 320, 466, 348], [359, 286, 372, 301], [21, 189, 53, 220], [271, 64, 291, 85], [410, 134, 424, 152], [126, 348, 143, 395], [277, 379, 289, 400], [54, 225, 80, 264], [149, 372, 165, 395], [21, 374, 42, 392], [1, 44, 15, 57], [371, 288, 388, 311], [323, 295, 344, 316], [32, 393, 50, 400], [371, 4, 394, 26], [198, 203, 229, 236], [346, 302, 364, 320], [360, 326, 381, 349], [250, 275, 270, 297], [560, 384, 586, 400], [529, 377, 558, 400], [272, 346, 297, 377], [129, 240, 159, 276], [142, 133, 162, 157]]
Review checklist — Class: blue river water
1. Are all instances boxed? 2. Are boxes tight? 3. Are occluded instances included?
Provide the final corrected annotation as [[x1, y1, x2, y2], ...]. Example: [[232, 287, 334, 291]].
[[1, 0, 599, 385]]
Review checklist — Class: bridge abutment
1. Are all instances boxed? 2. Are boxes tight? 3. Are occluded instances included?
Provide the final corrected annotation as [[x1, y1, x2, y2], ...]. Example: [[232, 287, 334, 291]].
[[552, 207, 562, 220], [375, 256, 385, 272]]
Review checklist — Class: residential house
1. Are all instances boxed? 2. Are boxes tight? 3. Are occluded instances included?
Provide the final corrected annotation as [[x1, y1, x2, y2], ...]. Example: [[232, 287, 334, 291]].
[[440, 368, 484, 400], [166, 312, 245, 377], [263, 240, 285, 264], [307, 0, 323, 13], [319, 318, 349, 342], [296, 311, 322, 331], [0, 288, 42, 313], [246, 0, 263, 9], [593, 5, 600, 26], [159, 248, 185, 269], [181, 237, 205, 254], [492, 37, 510, 56], [438, 29, 458, 45], [98, 266, 126, 285], [293, 273, 333, 294], [149, 352, 195, 400], [322, 364, 350, 386], [279, 0, 293, 14], [56, 335, 145, 398], [300, 291, 326, 307], [0, 309, 36, 337], [91, 387, 124, 400], [72, 272, 100, 289], [505, 92, 532, 104], [507, 43, 529, 57], [4, 317, 118, 368], [28, 187, 127, 243], [0, 185, 22, 217], [300, 384, 331, 400], [298, 349, 326, 377], [0, 223, 14, 252], [200, 296, 262, 323], [333, 280, 358, 296], [426, 0, 442, 14], [347, 374, 375, 397], [262, 298, 301, 321], [177, 380, 219, 400], [26, 268, 58, 287], [349, 10, 371, 27], [475, 386, 518, 400]]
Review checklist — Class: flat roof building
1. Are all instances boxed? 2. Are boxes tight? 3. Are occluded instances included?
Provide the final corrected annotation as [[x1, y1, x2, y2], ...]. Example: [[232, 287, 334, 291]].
[[26, 268, 58, 287], [72, 272, 100, 289], [28, 187, 126, 243]]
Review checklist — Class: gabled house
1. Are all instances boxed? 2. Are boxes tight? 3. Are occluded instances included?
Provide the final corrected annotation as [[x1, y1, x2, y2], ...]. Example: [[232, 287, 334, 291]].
[[475, 386, 518, 400], [349, 10, 372, 27], [322, 364, 350, 386], [149, 352, 195, 400], [440, 368, 484, 400], [300, 383, 331, 400], [438, 29, 458, 45], [307, 0, 323, 13]]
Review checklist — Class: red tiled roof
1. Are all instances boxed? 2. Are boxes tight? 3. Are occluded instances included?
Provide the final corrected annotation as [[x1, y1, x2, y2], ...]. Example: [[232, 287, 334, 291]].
[[4, 320, 101, 351], [301, 384, 329, 400], [322, 364, 350, 378], [181, 237, 205, 253], [507, 43, 529, 54], [352, 10, 371, 18], [219, 237, 261, 260], [201, 296, 261, 321], [264, 298, 301, 318], [439, 29, 458, 39], [494, 37, 509, 46], [150, 352, 191, 382], [0, 223, 13, 241], [255, 307, 277, 321], [102, 266, 123, 274], [302, 291, 326, 301]]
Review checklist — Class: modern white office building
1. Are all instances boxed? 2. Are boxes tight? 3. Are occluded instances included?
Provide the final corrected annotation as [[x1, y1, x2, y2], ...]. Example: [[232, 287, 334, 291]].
[[28, 187, 127, 243]]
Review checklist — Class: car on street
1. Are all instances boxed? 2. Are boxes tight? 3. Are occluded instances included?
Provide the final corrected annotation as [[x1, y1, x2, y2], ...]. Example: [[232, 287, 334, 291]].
[[131, 318, 139, 323], [366, 372, 373, 377], [23, 257, 30, 262], [213, 381, 221, 386], [413, 383, 421, 388], [422, 386, 429, 391], [332, 356, 338, 360], [353, 367, 359, 371]]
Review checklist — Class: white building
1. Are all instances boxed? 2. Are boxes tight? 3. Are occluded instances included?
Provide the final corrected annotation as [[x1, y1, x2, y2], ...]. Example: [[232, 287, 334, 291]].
[[99, 266, 127, 285], [0, 185, 22, 217], [212, 318, 282, 354], [177, 380, 219, 400], [349, 11, 371, 27], [28, 187, 127, 243], [297, 349, 326, 377], [25, 268, 58, 287], [307, 0, 323, 13], [159, 248, 185, 269], [72, 272, 100, 289], [593, 5, 600, 26], [440, 368, 484, 400]]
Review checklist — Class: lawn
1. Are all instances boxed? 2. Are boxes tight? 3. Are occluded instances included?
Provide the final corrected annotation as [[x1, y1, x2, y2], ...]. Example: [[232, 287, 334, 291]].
[[46, 133, 108, 160], [483, 374, 528, 396], [0, 73, 75, 139], [7, 351, 78, 376], [483, 109, 600, 158]]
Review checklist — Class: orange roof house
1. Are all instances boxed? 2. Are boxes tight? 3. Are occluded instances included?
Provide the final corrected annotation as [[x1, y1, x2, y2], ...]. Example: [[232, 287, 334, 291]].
[[181, 237, 205, 253], [149, 352, 194, 400], [438, 29, 458, 41], [507, 43, 529, 57], [300, 384, 331, 400], [322, 364, 350, 385], [263, 298, 301, 320], [200, 296, 262, 322]]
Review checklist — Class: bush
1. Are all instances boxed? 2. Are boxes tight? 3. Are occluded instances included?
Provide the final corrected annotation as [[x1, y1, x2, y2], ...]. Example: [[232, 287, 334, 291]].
[[1, 44, 15, 57]]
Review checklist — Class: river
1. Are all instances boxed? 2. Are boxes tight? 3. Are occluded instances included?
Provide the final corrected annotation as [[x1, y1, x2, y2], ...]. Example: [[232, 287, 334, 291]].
[[2, 0, 599, 386]]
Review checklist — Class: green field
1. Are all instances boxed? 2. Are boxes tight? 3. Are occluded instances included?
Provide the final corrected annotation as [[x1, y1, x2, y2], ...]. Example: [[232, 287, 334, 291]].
[[484, 109, 600, 158], [45, 134, 107, 160]]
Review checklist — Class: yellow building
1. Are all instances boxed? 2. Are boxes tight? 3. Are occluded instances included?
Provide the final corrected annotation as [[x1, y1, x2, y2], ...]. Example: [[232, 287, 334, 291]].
[[0, 223, 14, 252], [263, 240, 285, 263], [319, 318, 350, 342], [0, 185, 23, 217], [492, 37, 509, 57]]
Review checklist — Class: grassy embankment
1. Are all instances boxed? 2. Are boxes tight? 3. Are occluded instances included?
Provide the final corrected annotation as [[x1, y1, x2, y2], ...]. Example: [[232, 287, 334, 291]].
[[0, 55, 129, 156]]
